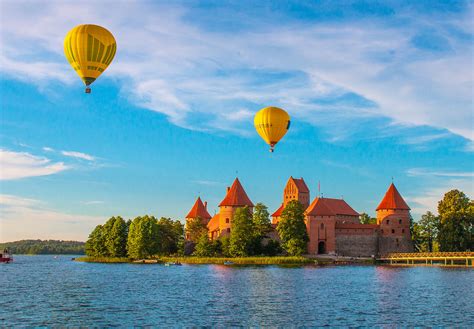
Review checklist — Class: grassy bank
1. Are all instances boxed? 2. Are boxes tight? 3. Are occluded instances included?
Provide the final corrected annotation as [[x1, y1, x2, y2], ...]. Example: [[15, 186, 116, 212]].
[[160, 256, 314, 265], [75, 256, 314, 265], [74, 256, 131, 263]]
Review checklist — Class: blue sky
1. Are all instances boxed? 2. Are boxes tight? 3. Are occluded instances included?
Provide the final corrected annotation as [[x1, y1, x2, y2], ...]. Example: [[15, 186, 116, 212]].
[[1, 0, 473, 241]]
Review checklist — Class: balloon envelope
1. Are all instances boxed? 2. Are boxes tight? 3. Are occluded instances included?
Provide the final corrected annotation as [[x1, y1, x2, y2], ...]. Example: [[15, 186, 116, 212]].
[[64, 24, 116, 92], [254, 106, 291, 152]]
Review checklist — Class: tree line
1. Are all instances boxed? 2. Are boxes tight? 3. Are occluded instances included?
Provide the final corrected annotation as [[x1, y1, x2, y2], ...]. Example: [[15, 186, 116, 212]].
[[411, 189, 473, 252], [86, 216, 184, 259], [0, 240, 85, 255]]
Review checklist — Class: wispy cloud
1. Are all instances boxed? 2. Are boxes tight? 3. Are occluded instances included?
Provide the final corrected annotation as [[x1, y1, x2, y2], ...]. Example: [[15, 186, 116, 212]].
[[406, 178, 474, 216], [0, 194, 103, 241], [0, 149, 67, 180], [0, 2, 472, 145], [42, 146, 54, 152], [192, 180, 223, 186], [406, 168, 474, 178], [81, 200, 104, 205], [61, 150, 95, 161]]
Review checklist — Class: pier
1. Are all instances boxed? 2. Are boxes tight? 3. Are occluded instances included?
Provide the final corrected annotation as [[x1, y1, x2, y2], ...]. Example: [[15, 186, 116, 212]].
[[380, 252, 474, 267]]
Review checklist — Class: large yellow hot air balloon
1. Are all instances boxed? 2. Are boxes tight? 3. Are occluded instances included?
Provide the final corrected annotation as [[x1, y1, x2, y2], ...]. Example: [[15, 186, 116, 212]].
[[64, 24, 116, 93], [254, 106, 291, 152]]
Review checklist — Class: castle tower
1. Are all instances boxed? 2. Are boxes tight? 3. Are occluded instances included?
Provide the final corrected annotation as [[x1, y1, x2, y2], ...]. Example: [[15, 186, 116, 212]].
[[376, 183, 411, 237], [185, 197, 212, 240], [376, 183, 413, 254], [217, 178, 254, 236], [272, 176, 310, 224]]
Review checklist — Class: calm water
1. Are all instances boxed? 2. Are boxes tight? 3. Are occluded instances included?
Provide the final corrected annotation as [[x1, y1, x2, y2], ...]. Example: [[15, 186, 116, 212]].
[[1, 256, 473, 327]]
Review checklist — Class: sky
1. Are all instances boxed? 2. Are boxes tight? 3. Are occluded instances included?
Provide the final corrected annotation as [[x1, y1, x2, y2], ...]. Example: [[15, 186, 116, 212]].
[[0, 0, 473, 242]]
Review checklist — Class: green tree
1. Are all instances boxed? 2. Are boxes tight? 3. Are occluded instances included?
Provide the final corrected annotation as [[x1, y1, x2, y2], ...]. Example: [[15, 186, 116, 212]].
[[253, 203, 272, 237], [411, 221, 423, 252], [85, 225, 107, 257], [229, 206, 255, 257], [103, 216, 128, 257], [277, 200, 308, 256], [156, 218, 184, 255], [252, 203, 272, 254], [219, 236, 231, 257], [126, 216, 160, 259], [438, 190, 474, 251], [418, 211, 440, 252], [360, 213, 376, 225], [186, 216, 208, 242], [193, 233, 214, 257]]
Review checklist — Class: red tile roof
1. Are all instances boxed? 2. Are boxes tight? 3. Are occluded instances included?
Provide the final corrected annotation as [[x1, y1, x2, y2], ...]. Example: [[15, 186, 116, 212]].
[[290, 177, 309, 193], [376, 183, 410, 210], [185, 197, 211, 220], [207, 214, 220, 232], [305, 197, 359, 216], [218, 178, 254, 207], [271, 203, 284, 217]]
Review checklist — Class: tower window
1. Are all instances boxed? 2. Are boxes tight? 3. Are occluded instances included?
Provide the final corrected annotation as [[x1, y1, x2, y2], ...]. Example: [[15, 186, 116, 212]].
[[226, 218, 229, 224], [402, 229, 405, 233], [399, 219, 402, 224], [321, 223, 324, 229], [386, 220, 390, 225], [392, 229, 395, 234], [227, 228, 230, 233]]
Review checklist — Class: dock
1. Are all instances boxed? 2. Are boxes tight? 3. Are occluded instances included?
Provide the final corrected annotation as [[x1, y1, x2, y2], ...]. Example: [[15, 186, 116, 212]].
[[379, 252, 474, 267]]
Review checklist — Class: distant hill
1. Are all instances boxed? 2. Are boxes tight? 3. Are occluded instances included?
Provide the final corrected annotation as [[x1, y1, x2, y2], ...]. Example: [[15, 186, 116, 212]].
[[0, 239, 85, 255]]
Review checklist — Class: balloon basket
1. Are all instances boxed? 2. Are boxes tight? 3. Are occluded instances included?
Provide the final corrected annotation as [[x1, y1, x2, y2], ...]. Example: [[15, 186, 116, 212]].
[[85, 87, 91, 94]]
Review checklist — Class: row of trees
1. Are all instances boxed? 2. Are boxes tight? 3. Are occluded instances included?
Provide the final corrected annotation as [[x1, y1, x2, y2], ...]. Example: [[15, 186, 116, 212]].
[[85, 216, 183, 259], [0, 240, 85, 255], [187, 200, 308, 257], [412, 190, 473, 252]]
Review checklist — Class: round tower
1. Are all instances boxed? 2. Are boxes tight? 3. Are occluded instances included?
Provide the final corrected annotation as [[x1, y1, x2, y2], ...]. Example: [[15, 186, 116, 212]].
[[376, 183, 411, 238]]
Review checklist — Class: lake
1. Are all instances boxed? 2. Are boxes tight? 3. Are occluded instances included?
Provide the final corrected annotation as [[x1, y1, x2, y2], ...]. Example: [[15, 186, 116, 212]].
[[1, 255, 473, 327]]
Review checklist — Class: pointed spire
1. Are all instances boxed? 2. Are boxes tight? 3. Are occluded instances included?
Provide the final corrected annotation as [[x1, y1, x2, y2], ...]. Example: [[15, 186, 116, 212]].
[[186, 197, 212, 219], [219, 178, 254, 207], [376, 183, 410, 211]]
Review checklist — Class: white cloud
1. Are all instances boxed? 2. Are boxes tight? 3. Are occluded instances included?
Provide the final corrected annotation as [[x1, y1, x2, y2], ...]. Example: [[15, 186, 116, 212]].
[[42, 147, 54, 152], [406, 178, 474, 216], [0, 194, 103, 242], [61, 150, 95, 161], [0, 2, 472, 143], [0, 149, 67, 180], [81, 200, 104, 205], [406, 168, 474, 178]]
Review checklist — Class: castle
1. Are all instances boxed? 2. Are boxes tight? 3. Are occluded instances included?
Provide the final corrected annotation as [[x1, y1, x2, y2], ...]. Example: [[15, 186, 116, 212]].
[[185, 177, 414, 256]]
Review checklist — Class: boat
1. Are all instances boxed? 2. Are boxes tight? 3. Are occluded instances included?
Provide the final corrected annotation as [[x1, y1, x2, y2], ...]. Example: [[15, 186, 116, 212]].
[[0, 248, 13, 263], [165, 261, 182, 266]]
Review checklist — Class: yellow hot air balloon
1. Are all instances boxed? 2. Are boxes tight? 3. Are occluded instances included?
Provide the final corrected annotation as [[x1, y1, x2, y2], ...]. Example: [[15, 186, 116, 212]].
[[64, 24, 116, 93], [254, 106, 291, 152]]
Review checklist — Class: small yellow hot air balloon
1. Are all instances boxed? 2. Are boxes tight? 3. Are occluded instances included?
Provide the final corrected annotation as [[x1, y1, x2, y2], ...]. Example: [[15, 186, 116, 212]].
[[64, 24, 116, 93], [254, 106, 291, 152]]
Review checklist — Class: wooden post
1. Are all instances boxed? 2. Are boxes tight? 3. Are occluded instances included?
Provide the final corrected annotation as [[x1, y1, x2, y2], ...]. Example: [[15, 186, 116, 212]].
[[445, 258, 447, 265]]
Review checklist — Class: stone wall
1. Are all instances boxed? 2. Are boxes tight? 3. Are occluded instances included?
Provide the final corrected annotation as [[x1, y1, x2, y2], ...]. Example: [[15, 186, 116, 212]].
[[378, 236, 414, 255], [335, 234, 379, 257]]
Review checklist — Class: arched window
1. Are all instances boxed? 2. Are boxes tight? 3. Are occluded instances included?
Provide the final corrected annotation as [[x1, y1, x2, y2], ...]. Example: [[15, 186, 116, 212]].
[[225, 218, 229, 224], [227, 228, 231, 233], [399, 219, 402, 224], [320, 223, 324, 229], [391, 229, 395, 234], [402, 229, 405, 233], [386, 220, 390, 225]]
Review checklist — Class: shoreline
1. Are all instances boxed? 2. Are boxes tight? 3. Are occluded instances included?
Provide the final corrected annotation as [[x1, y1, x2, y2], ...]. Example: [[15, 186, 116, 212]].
[[74, 255, 376, 265]]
